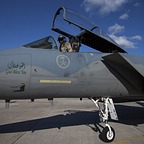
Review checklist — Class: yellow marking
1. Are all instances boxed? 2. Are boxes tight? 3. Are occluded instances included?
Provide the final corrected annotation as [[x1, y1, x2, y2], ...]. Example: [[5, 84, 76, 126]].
[[40, 80, 71, 84], [112, 135, 144, 144]]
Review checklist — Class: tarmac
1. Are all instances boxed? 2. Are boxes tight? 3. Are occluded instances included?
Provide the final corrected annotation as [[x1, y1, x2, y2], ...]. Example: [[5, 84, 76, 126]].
[[0, 98, 144, 144]]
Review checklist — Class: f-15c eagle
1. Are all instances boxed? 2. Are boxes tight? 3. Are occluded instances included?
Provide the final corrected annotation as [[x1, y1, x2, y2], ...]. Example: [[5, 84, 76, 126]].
[[0, 7, 144, 142]]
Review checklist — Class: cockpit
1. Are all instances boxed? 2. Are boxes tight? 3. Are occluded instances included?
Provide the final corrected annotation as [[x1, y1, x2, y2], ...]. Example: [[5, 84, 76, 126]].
[[24, 7, 126, 53], [52, 7, 126, 53]]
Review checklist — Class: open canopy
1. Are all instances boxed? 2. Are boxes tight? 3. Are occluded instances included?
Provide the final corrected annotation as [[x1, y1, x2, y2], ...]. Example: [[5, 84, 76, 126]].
[[52, 7, 126, 53]]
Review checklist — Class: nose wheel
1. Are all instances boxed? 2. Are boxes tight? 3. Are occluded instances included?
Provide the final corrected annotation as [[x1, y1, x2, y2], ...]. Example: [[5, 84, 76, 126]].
[[91, 97, 118, 142], [102, 124, 115, 142]]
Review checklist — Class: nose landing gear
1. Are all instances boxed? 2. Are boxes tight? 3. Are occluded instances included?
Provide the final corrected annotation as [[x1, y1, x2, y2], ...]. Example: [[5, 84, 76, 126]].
[[91, 97, 118, 142]]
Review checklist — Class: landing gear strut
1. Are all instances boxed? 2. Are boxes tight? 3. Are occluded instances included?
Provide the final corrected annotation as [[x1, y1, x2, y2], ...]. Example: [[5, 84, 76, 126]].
[[91, 97, 118, 142]]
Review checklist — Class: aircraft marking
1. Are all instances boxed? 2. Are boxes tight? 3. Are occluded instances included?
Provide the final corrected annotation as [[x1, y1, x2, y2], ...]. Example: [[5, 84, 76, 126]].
[[6, 60, 26, 75], [56, 55, 70, 68], [40, 80, 71, 84]]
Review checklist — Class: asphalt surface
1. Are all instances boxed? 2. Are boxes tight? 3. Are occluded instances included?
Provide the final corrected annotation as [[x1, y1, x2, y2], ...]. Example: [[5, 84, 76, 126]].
[[0, 98, 144, 144]]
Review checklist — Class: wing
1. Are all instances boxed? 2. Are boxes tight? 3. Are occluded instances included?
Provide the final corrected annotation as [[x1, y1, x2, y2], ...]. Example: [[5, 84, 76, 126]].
[[102, 53, 144, 95]]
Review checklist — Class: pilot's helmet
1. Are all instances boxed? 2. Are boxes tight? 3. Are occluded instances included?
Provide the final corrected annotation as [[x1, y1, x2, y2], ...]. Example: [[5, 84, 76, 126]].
[[58, 35, 66, 42]]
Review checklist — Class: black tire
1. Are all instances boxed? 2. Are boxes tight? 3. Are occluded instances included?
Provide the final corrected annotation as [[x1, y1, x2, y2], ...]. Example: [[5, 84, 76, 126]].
[[31, 99, 34, 102], [101, 126, 115, 142]]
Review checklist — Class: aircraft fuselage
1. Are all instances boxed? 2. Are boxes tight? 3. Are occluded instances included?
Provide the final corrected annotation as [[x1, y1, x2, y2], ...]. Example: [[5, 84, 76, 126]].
[[0, 47, 144, 101]]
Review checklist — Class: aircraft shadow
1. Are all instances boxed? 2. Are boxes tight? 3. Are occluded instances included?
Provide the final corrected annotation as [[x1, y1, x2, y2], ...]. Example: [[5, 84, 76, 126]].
[[0, 110, 101, 134], [115, 103, 144, 125], [0, 103, 143, 134]]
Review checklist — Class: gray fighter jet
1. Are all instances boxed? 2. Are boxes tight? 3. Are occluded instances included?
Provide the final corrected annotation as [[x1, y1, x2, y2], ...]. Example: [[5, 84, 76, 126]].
[[0, 7, 144, 142]]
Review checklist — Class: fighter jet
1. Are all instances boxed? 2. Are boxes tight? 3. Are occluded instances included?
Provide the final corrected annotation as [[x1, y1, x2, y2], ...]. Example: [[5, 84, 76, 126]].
[[0, 7, 144, 142]]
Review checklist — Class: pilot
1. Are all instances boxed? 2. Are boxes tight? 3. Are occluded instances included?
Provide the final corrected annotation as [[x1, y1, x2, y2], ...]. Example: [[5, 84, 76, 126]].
[[70, 37, 80, 52], [58, 35, 73, 52]]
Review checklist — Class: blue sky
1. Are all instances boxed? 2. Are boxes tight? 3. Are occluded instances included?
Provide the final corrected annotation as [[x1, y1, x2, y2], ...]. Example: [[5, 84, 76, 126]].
[[0, 0, 143, 55]]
